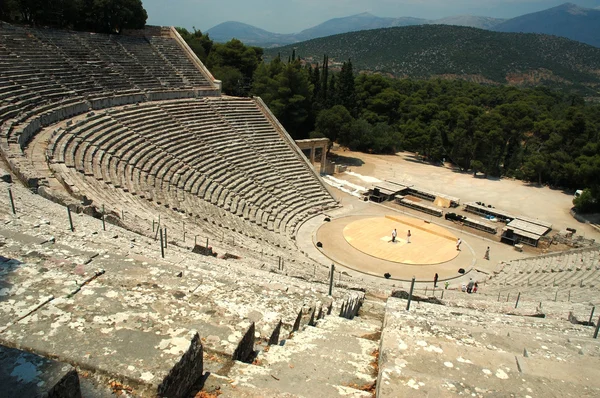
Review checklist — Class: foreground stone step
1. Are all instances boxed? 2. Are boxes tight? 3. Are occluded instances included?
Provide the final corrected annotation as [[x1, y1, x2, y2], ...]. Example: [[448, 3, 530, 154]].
[[377, 297, 600, 397], [0, 344, 81, 398], [220, 314, 379, 397]]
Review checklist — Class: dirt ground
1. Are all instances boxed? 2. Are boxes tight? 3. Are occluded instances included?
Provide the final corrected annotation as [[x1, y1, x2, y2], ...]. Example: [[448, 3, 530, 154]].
[[329, 148, 600, 243]]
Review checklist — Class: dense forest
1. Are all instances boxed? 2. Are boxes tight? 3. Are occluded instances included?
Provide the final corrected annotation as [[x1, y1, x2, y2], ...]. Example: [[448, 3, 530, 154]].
[[179, 30, 600, 212], [264, 25, 600, 98], [0, 0, 147, 33]]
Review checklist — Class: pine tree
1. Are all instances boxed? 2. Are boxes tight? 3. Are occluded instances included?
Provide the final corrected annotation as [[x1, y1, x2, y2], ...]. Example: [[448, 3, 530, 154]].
[[338, 59, 357, 117], [321, 55, 329, 105]]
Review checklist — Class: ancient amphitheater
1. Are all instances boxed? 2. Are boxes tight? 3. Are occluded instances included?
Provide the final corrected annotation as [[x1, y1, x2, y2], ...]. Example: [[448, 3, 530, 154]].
[[1, 22, 599, 397]]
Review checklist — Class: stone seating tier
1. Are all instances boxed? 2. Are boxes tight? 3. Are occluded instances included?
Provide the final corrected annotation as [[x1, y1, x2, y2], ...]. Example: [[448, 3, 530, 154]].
[[48, 99, 336, 237], [0, 181, 359, 396]]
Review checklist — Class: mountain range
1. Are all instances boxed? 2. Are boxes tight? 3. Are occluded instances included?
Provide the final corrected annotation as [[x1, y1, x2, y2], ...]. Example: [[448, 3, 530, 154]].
[[263, 25, 600, 97], [206, 3, 600, 48]]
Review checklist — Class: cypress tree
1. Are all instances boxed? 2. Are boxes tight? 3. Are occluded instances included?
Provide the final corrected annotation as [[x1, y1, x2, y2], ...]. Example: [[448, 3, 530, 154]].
[[338, 59, 357, 116]]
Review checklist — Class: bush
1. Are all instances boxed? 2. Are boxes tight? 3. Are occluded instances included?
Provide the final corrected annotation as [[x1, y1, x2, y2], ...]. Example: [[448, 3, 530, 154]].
[[573, 189, 600, 213]]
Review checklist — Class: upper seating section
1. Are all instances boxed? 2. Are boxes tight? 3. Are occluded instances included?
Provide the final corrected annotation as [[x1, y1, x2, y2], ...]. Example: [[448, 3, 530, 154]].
[[0, 24, 217, 129]]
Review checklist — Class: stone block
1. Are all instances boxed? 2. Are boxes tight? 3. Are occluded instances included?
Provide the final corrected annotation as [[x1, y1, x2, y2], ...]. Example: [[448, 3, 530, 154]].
[[0, 344, 81, 398]]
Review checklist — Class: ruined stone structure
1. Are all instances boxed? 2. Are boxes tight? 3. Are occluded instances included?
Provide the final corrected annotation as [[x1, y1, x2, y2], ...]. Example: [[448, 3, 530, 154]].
[[1, 23, 600, 397]]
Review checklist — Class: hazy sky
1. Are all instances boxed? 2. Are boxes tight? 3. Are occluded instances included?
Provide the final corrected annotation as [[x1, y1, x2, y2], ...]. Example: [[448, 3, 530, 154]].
[[142, 0, 600, 33]]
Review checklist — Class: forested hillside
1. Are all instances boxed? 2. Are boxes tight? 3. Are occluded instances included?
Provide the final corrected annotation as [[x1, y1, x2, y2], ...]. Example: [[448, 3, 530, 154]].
[[265, 25, 600, 97], [0, 0, 147, 33], [251, 57, 600, 212]]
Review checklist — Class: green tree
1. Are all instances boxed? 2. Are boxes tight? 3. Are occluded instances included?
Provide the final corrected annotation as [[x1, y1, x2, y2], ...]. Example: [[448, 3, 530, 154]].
[[176, 27, 213, 63], [266, 61, 313, 138], [85, 0, 147, 33], [207, 39, 263, 96], [315, 105, 353, 146], [337, 59, 357, 117]]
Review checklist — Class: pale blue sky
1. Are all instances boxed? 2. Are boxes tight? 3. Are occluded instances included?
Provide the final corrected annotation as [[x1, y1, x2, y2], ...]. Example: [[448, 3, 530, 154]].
[[142, 0, 600, 33]]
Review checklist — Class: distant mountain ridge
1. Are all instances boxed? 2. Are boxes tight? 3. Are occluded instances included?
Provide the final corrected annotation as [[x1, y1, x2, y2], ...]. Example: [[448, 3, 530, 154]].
[[206, 3, 599, 48], [206, 12, 502, 47], [263, 25, 600, 96], [492, 3, 600, 47]]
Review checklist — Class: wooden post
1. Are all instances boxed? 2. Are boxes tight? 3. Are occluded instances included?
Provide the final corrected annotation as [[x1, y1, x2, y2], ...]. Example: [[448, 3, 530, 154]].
[[206, 238, 209, 249], [153, 220, 155, 232], [425, 286, 428, 296], [164, 227, 167, 248], [406, 277, 416, 311], [568, 290, 571, 302], [594, 316, 600, 339], [8, 188, 15, 215], [67, 207, 74, 232], [183, 232, 186, 242], [498, 291, 501, 302], [121, 209, 124, 220], [515, 292, 521, 309], [101, 204, 106, 231], [441, 289, 444, 299], [328, 264, 335, 296], [507, 293, 510, 302], [555, 290, 558, 302], [160, 229, 165, 258], [589, 306, 596, 326]]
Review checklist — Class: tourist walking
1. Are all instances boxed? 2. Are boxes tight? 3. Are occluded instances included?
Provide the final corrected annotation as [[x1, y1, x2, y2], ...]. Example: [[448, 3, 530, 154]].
[[434, 273, 438, 288], [484, 246, 490, 260], [391, 228, 397, 243], [407, 230, 411, 243], [456, 237, 462, 251]]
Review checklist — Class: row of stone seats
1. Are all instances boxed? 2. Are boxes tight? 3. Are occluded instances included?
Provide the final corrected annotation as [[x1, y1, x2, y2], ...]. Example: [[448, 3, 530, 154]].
[[149, 36, 212, 87], [378, 297, 600, 397], [490, 247, 600, 289], [207, 97, 335, 204], [0, 182, 358, 395], [48, 99, 336, 237], [52, 156, 299, 260], [158, 99, 323, 233], [0, 24, 216, 134]]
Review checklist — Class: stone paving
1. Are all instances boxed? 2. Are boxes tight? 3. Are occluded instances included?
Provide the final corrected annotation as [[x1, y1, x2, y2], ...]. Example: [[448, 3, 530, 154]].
[[378, 297, 600, 397], [0, 179, 368, 396]]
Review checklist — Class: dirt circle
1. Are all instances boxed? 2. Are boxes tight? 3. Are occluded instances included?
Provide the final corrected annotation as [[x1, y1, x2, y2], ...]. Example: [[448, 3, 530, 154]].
[[342, 215, 459, 265]]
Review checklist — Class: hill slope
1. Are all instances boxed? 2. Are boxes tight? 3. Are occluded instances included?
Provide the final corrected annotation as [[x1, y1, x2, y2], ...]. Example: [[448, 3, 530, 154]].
[[264, 25, 600, 95], [493, 3, 600, 48]]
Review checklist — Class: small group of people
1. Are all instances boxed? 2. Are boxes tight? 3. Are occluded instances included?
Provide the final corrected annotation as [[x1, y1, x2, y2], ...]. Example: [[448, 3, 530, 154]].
[[391, 228, 411, 243], [462, 278, 478, 293]]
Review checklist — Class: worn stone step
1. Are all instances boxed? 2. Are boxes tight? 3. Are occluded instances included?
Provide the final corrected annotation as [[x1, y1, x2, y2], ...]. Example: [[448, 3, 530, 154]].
[[224, 320, 378, 397], [0, 344, 81, 398]]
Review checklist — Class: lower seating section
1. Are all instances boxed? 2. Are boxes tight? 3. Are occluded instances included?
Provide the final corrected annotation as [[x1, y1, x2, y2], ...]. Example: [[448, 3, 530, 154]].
[[48, 98, 337, 238], [378, 297, 600, 397], [0, 181, 364, 396], [485, 247, 600, 303]]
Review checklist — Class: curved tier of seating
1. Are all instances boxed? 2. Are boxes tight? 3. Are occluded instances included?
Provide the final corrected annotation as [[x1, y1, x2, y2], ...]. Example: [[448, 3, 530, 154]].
[[0, 23, 218, 154], [484, 247, 600, 304], [49, 98, 336, 238]]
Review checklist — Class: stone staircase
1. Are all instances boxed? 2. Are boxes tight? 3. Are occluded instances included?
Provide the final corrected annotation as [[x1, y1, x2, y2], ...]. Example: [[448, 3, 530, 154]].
[[204, 296, 385, 397]]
